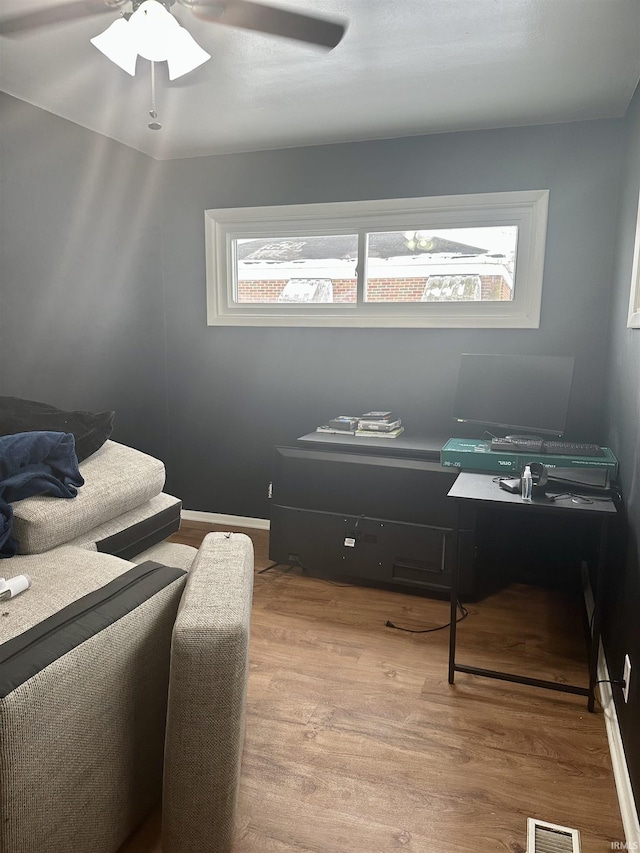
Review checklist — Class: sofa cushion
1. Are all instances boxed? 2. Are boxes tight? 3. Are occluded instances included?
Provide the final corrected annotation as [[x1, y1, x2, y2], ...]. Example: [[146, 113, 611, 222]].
[[10, 441, 165, 555], [68, 492, 182, 560], [0, 546, 145, 644], [0, 397, 114, 462], [0, 559, 186, 699], [132, 541, 198, 572]]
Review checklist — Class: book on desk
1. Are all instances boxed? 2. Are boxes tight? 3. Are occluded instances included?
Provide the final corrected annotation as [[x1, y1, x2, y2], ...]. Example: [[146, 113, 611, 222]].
[[317, 412, 404, 439]]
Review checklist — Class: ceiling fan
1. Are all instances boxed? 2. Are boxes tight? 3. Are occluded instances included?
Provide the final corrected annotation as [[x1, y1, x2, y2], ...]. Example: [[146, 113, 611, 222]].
[[0, 0, 346, 49], [0, 0, 346, 129]]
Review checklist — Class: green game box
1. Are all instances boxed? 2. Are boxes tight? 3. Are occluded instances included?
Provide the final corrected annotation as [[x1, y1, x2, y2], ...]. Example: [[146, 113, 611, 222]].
[[440, 438, 618, 477]]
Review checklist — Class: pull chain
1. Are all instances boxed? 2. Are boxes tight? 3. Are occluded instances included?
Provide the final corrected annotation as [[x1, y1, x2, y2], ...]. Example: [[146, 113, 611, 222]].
[[148, 60, 162, 130]]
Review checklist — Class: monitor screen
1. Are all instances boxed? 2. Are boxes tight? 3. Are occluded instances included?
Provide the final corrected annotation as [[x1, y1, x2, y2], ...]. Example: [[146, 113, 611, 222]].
[[453, 353, 575, 437]]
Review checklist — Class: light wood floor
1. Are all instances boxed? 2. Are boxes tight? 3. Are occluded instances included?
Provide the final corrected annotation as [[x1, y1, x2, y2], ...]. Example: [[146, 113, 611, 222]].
[[120, 520, 624, 853]]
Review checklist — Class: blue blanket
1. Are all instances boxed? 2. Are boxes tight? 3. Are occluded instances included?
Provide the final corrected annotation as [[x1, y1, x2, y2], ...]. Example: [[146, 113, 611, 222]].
[[0, 432, 84, 557]]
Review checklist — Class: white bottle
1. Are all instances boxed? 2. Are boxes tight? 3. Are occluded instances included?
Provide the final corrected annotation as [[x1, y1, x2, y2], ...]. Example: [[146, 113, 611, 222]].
[[521, 465, 533, 501], [0, 574, 32, 600]]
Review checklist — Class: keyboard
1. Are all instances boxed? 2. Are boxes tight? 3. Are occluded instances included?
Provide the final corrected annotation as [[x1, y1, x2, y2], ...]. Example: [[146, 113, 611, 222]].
[[541, 441, 604, 457], [490, 437, 543, 452], [490, 437, 604, 457]]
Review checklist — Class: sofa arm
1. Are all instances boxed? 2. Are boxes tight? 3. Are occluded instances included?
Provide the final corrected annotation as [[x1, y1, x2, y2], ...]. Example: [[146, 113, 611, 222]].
[[162, 532, 254, 853], [0, 554, 187, 853]]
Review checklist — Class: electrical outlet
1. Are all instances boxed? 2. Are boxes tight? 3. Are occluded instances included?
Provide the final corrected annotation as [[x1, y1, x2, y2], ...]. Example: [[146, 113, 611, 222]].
[[623, 654, 632, 703]]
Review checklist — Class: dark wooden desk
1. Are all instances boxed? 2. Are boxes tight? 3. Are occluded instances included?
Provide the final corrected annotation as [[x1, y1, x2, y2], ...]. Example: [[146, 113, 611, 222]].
[[447, 471, 617, 712], [270, 436, 481, 597], [296, 431, 446, 461]]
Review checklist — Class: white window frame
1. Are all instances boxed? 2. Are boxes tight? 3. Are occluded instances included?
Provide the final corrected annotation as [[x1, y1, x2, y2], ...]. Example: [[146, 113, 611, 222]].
[[627, 189, 640, 329], [205, 190, 549, 328]]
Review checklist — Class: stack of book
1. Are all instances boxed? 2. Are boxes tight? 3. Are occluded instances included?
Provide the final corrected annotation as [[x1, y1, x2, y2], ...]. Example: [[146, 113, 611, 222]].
[[356, 411, 404, 438], [316, 411, 404, 439]]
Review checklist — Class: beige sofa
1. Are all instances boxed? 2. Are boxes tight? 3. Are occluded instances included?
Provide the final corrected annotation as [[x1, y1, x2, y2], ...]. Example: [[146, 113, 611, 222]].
[[0, 442, 254, 853]]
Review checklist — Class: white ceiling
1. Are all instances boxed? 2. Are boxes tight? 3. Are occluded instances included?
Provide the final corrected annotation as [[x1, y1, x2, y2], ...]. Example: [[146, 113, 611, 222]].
[[1, 0, 639, 160]]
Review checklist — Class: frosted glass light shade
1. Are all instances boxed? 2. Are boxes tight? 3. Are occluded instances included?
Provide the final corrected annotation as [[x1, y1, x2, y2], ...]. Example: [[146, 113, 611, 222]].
[[90, 18, 138, 76], [91, 0, 210, 79], [166, 27, 211, 80], [128, 0, 179, 62]]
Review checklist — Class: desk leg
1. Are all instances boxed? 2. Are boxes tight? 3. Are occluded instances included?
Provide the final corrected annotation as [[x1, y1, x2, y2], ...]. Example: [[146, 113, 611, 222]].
[[588, 517, 609, 713], [448, 501, 462, 684]]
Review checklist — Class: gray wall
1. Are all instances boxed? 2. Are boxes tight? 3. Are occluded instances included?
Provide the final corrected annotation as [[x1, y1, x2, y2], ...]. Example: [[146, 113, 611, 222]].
[[604, 83, 640, 808], [158, 119, 623, 516], [1, 94, 624, 517], [0, 93, 168, 461]]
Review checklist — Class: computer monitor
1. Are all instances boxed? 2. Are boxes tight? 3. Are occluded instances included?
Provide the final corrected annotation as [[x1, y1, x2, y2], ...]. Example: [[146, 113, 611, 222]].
[[452, 353, 575, 437]]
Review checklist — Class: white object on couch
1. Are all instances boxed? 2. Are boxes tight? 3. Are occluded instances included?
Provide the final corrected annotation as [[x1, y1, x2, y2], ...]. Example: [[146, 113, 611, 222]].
[[0, 574, 31, 600]]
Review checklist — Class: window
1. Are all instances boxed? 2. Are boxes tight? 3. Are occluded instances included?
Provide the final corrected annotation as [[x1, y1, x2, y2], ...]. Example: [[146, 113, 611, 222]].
[[205, 190, 549, 327]]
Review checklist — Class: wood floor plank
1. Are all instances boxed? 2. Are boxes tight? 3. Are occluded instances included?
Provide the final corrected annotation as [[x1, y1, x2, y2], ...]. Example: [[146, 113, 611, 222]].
[[118, 520, 625, 853]]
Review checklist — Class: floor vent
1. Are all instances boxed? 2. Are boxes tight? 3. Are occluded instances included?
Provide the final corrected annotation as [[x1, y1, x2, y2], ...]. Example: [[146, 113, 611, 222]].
[[527, 818, 581, 853]]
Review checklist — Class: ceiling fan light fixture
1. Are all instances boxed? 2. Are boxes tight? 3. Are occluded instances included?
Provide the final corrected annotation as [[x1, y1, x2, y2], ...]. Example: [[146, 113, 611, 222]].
[[166, 28, 211, 80], [129, 0, 180, 62], [91, 0, 210, 79], [90, 17, 138, 76]]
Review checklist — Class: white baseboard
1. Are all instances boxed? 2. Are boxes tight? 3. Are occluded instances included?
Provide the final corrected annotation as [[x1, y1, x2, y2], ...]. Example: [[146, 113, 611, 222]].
[[598, 647, 640, 846], [180, 509, 270, 530], [582, 564, 640, 846]]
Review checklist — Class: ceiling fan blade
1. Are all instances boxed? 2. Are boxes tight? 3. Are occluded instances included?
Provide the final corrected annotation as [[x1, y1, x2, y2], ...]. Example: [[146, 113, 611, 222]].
[[0, 0, 121, 36], [190, 0, 346, 49]]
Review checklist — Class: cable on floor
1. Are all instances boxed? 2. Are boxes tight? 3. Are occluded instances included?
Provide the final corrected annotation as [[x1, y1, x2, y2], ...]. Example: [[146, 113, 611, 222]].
[[386, 600, 469, 633]]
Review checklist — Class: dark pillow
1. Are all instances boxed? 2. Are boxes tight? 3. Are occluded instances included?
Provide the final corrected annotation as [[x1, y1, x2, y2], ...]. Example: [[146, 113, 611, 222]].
[[0, 397, 114, 462]]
